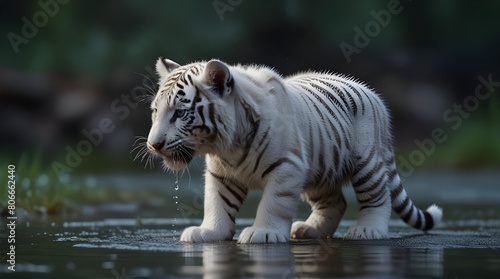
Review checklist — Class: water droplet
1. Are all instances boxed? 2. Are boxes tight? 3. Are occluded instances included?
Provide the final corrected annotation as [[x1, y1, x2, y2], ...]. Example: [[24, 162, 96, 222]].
[[171, 172, 181, 241], [174, 174, 179, 191]]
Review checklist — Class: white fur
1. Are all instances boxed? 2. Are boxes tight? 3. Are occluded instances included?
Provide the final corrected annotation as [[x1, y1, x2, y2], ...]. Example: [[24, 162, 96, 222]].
[[426, 204, 444, 224], [148, 59, 442, 244]]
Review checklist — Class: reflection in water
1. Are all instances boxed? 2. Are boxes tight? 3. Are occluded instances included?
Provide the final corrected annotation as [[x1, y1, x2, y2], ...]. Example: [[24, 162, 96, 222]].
[[406, 248, 444, 277], [10, 217, 499, 279], [239, 244, 295, 279], [181, 243, 296, 279], [179, 239, 445, 279]]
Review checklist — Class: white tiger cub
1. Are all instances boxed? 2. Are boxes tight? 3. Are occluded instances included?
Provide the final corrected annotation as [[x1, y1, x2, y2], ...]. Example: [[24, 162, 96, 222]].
[[147, 57, 443, 243]]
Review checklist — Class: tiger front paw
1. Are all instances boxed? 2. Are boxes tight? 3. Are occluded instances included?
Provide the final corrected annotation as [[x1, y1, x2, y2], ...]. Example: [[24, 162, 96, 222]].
[[180, 226, 231, 243], [290, 221, 319, 239], [237, 227, 289, 244]]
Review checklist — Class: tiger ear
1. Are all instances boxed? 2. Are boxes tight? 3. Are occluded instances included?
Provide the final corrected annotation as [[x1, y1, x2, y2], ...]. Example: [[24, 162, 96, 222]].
[[156, 57, 180, 77], [203, 59, 234, 96]]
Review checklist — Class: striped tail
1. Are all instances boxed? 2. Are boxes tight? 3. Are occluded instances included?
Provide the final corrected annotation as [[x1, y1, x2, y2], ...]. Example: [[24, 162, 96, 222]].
[[390, 179, 443, 231]]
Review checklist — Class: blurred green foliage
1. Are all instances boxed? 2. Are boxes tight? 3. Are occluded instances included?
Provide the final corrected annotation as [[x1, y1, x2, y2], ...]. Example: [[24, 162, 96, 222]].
[[1, 0, 499, 75], [1, 0, 499, 176], [0, 149, 164, 215], [0, 149, 70, 214]]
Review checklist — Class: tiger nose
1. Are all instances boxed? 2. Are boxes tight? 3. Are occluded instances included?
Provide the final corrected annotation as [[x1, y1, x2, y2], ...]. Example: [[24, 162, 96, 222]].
[[150, 140, 165, 151]]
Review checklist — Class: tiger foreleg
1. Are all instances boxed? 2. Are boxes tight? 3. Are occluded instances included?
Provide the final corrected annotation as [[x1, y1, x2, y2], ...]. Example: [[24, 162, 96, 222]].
[[180, 170, 245, 242], [237, 169, 304, 244]]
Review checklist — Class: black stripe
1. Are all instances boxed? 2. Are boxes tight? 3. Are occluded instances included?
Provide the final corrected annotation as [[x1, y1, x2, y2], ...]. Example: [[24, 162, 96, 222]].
[[190, 89, 202, 110], [209, 171, 246, 195], [250, 127, 271, 172], [394, 196, 410, 214], [303, 84, 350, 130], [209, 171, 230, 188], [208, 103, 215, 123], [423, 211, 434, 231], [360, 203, 383, 211], [226, 211, 235, 223], [299, 89, 343, 148], [197, 105, 205, 125], [276, 191, 296, 198], [317, 168, 333, 187], [402, 205, 414, 223], [338, 84, 358, 116], [333, 147, 340, 173], [315, 130, 326, 183], [218, 191, 239, 211], [209, 169, 248, 205], [415, 211, 422, 229], [309, 82, 348, 116], [208, 103, 219, 141], [384, 156, 395, 165], [353, 161, 383, 188], [226, 185, 245, 204], [333, 79, 366, 115], [216, 114, 228, 133], [387, 168, 398, 183], [191, 66, 200, 75], [297, 93, 318, 171], [179, 74, 186, 84], [390, 183, 404, 202], [357, 182, 386, 203], [316, 79, 352, 111], [236, 101, 260, 167], [313, 79, 351, 118], [257, 127, 270, 147], [351, 149, 376, 178], [356, 173, 385, 194], [253, 140, 271, 173], [366, 186, 387, 205], [262, 158, 297, 178]]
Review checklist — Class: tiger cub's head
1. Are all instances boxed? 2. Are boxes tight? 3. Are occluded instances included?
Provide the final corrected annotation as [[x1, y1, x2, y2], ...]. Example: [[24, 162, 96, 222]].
[[147, 58, 235, 170]]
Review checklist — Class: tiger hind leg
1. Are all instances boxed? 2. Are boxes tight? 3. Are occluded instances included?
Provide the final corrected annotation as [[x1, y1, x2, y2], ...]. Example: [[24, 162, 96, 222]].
[[344, 156, 392, 240], [291, 185, 346, 239]]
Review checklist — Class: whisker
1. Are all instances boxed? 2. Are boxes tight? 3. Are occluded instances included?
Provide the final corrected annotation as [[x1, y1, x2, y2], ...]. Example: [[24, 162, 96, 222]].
[[131, 135, 158, 169], [134, 72, 158, 104], [134, 72, 158, 90], [130, 143, 146, 154]]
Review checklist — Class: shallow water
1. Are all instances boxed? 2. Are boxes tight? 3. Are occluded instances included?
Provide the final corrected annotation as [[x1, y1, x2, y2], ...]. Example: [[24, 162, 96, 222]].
[[2, 218, 500, 279], [1, 171, 500, 279]]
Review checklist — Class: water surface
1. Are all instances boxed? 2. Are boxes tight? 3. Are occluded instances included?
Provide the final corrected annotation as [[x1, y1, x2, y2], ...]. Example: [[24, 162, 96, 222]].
[[1, 171, 499, 279]]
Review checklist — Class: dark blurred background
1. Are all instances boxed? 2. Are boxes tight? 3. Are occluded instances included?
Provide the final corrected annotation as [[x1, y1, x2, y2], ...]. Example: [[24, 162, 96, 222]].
[[1, 0, 499, 176]]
